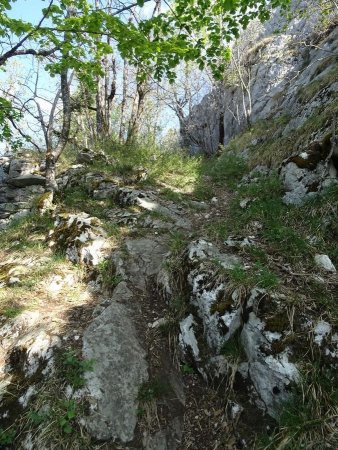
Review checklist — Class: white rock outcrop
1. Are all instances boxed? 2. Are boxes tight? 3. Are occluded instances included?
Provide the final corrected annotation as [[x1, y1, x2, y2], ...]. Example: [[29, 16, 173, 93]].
[[49, 213, 108, 266]]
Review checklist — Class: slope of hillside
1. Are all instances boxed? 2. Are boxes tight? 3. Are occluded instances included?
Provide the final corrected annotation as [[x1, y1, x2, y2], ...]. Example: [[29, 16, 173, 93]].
[[0, 2, 337, 449]]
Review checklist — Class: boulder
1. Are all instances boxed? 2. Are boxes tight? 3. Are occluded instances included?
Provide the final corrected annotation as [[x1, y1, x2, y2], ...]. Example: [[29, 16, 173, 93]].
[[49, 213, 108, 266], [183, 240, 241, 352], [76, 148, 110, 165], [8, 159, 39, 179], [280, 137, 338, 205], [55, 164, 85, 191], [241, 289, 299, 418], [178, 240, 300, 418], [77, 149, 96, 164]]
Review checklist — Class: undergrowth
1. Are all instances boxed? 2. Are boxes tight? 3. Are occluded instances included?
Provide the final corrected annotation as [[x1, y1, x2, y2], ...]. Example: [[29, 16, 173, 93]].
[[63, 139, 203, 193], [207, 170, 338, 268]]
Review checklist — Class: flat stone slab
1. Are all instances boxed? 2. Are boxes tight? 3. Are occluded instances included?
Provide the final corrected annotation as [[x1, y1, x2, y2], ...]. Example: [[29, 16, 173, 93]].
[[123, 238, 169, 289], [7, 174, 46, 187], [83, 291, 148, 443]]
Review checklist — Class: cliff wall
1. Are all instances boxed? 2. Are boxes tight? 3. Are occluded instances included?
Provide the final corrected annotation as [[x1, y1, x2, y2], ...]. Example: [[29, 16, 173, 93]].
[[182, 1, 338, 159]]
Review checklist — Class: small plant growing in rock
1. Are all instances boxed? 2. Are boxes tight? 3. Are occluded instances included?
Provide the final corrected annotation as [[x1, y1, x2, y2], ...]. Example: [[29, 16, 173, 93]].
[[62, 350, 94, 389], [58, 400, 77, 434], [181, 363, 195, 374], [3, 306, 22, 318], [227, 263, 247, 284], [28, 410, 50, 426], [0, 427, 16, 445], [138, 378, 170, 402], [221, 332, 246, 362], [97, 259, 124, 289], [253, 263, 279, 289]]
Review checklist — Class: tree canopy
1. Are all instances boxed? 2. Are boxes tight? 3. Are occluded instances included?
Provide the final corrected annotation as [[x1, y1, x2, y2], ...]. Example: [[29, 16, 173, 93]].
[[0, 0, 291, 147]]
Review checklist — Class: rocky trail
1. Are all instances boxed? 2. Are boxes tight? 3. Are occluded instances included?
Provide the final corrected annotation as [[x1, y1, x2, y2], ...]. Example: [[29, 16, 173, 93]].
[[0, 154, 337, 450], [1, 5, 338, 447], [0, 161, 243, 449]]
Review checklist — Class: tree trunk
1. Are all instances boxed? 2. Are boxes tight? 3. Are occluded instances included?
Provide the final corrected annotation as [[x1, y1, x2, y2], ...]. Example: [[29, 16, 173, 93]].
[[126, 78, 148, 144], [119, 57, 129, 143], [95, 0, 116, 139], [45, 67, 71, 193]]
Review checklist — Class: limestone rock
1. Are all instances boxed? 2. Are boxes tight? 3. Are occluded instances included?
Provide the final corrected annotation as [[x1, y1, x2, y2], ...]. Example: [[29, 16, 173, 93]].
[[241, 165, 269, 185], [0, 310, 61, 407], [123, 238, 169, 289], [77, 148, 110, 165], [105, 209, 139, 225], [0, 157, 45, 228], [55, 164, 85, 191], [280, 144, 337, 205], [12, 329, 61, 378], [7, 174, 46, 188], [179, 239, 300, 418], [115, 188, 191, 229], [83, 294, 148, 442], [77, 149, 96, 164], [224, 236, 256, 248], [314, 254, 336, 273], [240, 289, 299, 418], [314, 320, 331, 346], [156, 267, 172, 299], [187, 239, 240, 269], [8, 159, 39, 179], [0, 162, 9, 184], [143, 418, 182, 450], [49, 213, 108, 266], [179, 315, 200, 361], [186, 240, 241, 352]]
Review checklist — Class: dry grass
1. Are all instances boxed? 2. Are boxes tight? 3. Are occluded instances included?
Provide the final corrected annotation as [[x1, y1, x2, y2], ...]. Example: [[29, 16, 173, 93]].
[[256, 357, 338, 449], [0, 214, 101, 449]]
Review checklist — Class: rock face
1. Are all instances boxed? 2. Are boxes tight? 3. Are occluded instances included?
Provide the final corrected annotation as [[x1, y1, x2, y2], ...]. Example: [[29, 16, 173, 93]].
[[182, 2, 338, 153], [0, 156, 45, 228]]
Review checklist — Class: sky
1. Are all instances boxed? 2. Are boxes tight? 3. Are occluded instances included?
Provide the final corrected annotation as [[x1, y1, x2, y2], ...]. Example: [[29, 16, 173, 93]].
[[9, 0, 48, 23]]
